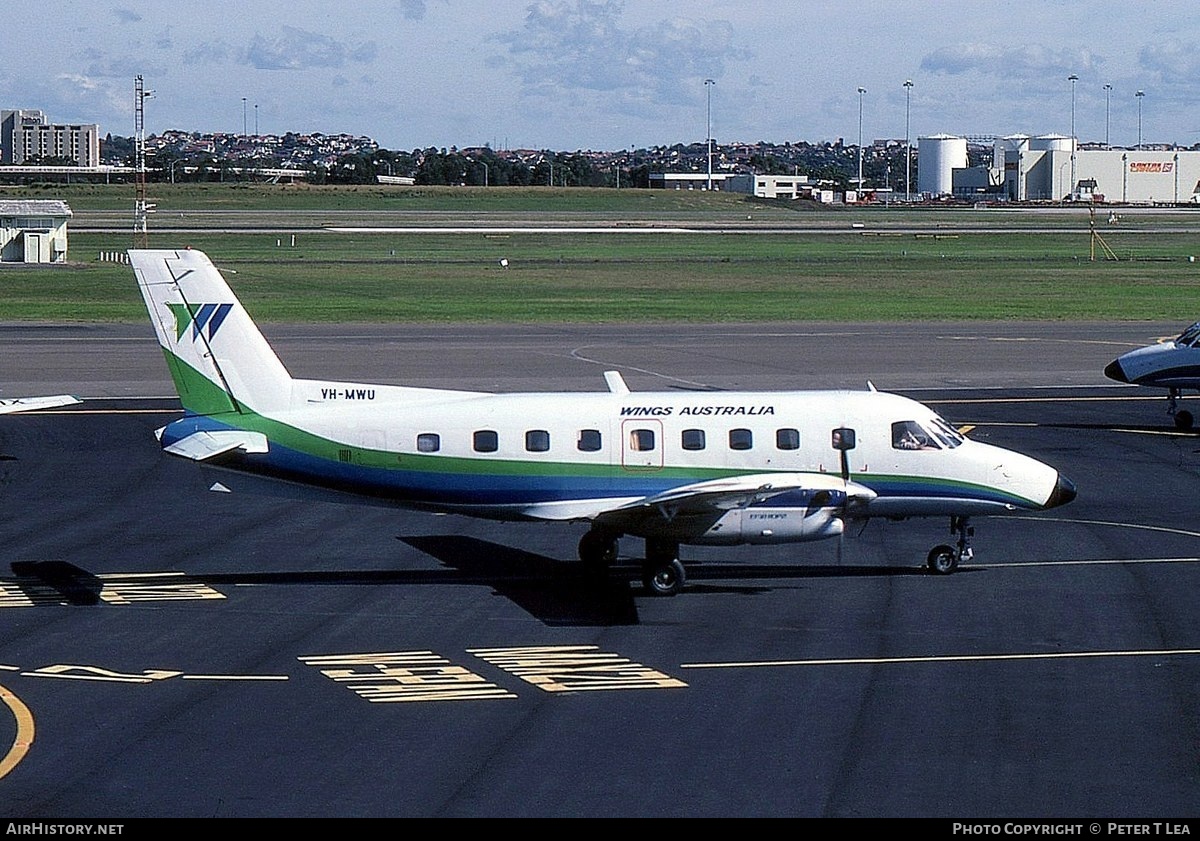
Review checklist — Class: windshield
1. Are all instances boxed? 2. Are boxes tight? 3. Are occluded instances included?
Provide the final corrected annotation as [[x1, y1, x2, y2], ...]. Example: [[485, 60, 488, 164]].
[[892, 420, 940, 451], [1175, 322, 1200, 347], [929, 416, 965, 448]]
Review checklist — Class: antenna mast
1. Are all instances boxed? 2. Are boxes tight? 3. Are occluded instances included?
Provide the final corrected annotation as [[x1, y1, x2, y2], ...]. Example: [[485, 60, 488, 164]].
[[134, 76, 154, 248]]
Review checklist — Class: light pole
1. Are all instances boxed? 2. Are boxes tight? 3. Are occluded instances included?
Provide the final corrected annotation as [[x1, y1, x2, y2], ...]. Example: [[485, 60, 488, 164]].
[[1068, 74, 1078, 198], [1136, 90, 1145, 149], [705, 78, 715, 191], [242, 97, 247, 138], [903, 79, 913, 202], [1103, 84, 1112, 147], [254, 103, 259, 136], [857, 87, 866, 194]]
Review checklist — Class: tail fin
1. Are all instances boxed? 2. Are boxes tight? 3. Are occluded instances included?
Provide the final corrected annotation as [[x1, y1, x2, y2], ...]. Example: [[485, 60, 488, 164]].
[[129, 249, 292, 416]]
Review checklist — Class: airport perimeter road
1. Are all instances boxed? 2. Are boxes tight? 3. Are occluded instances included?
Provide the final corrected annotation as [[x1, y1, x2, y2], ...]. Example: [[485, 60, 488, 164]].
[[2, 324, 1199, 818]]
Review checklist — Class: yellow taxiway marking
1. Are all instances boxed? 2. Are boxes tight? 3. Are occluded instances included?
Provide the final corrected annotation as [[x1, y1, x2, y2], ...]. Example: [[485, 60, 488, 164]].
[[14, 409, 175, 415], [979, 557, 1200, 569], [1007, 515, 1200, 541], [929, 395, 1188, 404], [0, 683, 34, 781], [180, 675, 289, 681], [681, 647, 1200, 671]]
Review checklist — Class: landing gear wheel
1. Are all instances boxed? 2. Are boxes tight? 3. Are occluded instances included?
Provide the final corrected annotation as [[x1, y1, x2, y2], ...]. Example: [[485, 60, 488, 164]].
[[926, 544, 958, 575], [578, 529, 619, 579], [1175, 410, 1194, 430], [642, 558, 686, 597]]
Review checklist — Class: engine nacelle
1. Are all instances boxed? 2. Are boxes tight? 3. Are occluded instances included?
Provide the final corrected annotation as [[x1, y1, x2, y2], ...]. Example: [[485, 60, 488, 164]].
[[693, 506, 845, 546]]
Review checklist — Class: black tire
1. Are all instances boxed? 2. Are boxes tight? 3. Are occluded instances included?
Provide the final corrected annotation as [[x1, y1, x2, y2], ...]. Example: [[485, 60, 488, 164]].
[[578, 530, 618, 578], [642, 558, 686, 597], [1175, 410, 1194, 430], [926, 544, 958, 575]]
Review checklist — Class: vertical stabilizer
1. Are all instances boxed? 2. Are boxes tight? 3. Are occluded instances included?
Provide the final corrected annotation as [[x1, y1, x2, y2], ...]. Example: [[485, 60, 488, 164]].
[[129, 249, 292, 416]]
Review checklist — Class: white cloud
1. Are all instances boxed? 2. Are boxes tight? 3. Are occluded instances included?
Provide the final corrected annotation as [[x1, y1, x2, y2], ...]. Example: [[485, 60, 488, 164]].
[[921, 43, 1103, 79], [245, 26, 378, 71]]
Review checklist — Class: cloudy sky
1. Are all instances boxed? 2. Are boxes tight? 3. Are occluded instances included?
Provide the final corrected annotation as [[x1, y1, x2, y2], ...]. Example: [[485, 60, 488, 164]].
[[5, 1, 1198, 151]]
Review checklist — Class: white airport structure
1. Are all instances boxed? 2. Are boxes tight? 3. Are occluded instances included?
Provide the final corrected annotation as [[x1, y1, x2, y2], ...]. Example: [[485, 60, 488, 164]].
[[0, 200, 72, 263], [940, 133, 1200, 204], [918, 134, 968, 196]]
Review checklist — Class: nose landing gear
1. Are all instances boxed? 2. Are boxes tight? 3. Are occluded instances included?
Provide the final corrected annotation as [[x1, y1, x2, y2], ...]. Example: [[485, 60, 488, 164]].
[[926, 516, 973, 574]]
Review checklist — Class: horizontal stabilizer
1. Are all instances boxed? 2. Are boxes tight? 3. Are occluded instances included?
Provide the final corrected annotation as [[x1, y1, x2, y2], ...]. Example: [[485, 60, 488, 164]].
[[0, 395, 82, 415], [162, 429, 270, 461]]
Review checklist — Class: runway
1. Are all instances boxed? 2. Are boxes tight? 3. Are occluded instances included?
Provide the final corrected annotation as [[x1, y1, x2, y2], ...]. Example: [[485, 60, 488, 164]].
[[2, 322, 1199, 818]]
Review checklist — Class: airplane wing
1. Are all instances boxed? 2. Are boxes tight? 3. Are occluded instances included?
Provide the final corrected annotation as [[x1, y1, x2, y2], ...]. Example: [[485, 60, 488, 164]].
[[590, 472, 875, 540], [159, 428, 270, 461], [521, 472, 874, 534], [0, 395, 82, 415]]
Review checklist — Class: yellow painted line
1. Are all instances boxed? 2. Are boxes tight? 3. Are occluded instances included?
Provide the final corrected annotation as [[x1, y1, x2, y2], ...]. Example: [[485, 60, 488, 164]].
[[181, 674, 289, 681], [1006, 515, 1200, 541], [977, 557, 1200, 569], [975, 421, 1194, 437], [682, 647, 1200, 671], [18, 409, 176, 415], [928, 395, 1187, 405], [0, 683, 34, 780]]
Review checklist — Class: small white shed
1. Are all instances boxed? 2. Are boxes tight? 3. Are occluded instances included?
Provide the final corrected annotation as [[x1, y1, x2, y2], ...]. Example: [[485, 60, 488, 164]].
[[0, 200, 72, 263]]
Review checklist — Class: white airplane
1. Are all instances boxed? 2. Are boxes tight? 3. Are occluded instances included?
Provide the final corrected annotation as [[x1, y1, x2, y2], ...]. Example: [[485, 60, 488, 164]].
[[0, 395, 81, 415], [128, 248, 1077, 595], [1105, 322, 1200, 429]]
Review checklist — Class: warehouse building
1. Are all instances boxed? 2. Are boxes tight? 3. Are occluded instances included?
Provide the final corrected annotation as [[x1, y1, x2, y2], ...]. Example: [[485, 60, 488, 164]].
[[0, 200, 72, 263], [946, 133, 1200, 203]]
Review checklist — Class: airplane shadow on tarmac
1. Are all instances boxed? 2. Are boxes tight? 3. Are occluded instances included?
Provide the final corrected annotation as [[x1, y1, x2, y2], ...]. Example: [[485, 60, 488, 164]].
[[8, 545, 939, 628]]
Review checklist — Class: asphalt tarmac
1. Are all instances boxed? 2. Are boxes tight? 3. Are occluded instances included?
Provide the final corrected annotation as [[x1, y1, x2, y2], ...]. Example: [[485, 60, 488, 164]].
[[2, 321, 1199, 818]]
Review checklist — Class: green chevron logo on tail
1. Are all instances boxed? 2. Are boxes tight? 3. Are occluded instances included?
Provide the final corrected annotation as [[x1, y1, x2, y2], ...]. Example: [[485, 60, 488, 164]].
[[167, 302, 234, 342]]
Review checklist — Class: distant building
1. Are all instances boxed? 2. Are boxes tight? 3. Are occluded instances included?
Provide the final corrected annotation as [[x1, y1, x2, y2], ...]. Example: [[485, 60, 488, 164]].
[[950, 135, 1200, 204], [1, 110, 100, 167], [754, 174, 818, 199], [0, 200, 72, 263], [649, 172, 753, 192]]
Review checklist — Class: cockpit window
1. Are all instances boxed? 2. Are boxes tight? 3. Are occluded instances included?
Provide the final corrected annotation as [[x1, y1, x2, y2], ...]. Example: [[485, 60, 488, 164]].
[[892, 420, 940, 451], [1176, 322, 1200, 347], [929, 416, 965, 448]]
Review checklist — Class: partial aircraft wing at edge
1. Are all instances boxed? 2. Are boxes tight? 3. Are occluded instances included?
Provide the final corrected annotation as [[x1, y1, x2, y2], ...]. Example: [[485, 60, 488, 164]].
[[0, 395, 82, 415]]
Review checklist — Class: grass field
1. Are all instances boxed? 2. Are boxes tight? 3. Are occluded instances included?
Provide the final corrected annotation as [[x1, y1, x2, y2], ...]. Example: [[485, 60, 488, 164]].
[[2, 184, 1199, 322]]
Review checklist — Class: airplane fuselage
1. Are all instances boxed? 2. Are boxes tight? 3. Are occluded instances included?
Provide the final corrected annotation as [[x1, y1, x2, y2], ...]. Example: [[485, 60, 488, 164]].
[[159, 381, 1068, 545]]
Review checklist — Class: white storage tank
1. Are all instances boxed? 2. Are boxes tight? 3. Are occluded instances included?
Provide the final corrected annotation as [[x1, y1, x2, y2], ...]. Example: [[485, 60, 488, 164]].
[[918, 134, 968, 195], [1029, 134, 1075, 153]]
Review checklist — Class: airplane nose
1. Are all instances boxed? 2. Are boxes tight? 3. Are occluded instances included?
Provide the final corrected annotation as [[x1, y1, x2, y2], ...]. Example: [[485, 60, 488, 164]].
[[1045, 474, 1078, 509], [1104, 359, 1129, 383]]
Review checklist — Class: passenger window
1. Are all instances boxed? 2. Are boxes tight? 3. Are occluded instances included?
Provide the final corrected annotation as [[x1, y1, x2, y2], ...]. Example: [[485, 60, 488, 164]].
[[681, 428, 706, 451], [473, 430, 498, 453], [891, 420, 939, 451], [729, 428, 753, 450], [416, 433, 440, 453], [577, 429, 602, 452], [629, 428, 656, 451], [525, 429, 550, 452], [776, 428, 800, 450]]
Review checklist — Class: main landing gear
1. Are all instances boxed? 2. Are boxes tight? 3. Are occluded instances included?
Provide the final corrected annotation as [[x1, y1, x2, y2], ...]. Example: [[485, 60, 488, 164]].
[[577, 528, 687, 597], [1168, 388, 1194, 430], [926, 516, 974, 575]]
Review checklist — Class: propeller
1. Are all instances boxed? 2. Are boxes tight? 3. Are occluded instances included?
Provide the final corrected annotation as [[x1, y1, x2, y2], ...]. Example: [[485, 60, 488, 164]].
[[829, 426, 874, 565]]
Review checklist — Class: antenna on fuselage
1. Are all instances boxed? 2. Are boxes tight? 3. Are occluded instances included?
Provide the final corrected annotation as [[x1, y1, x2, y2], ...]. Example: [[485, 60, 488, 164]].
[[604, 371, 630, 395]]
